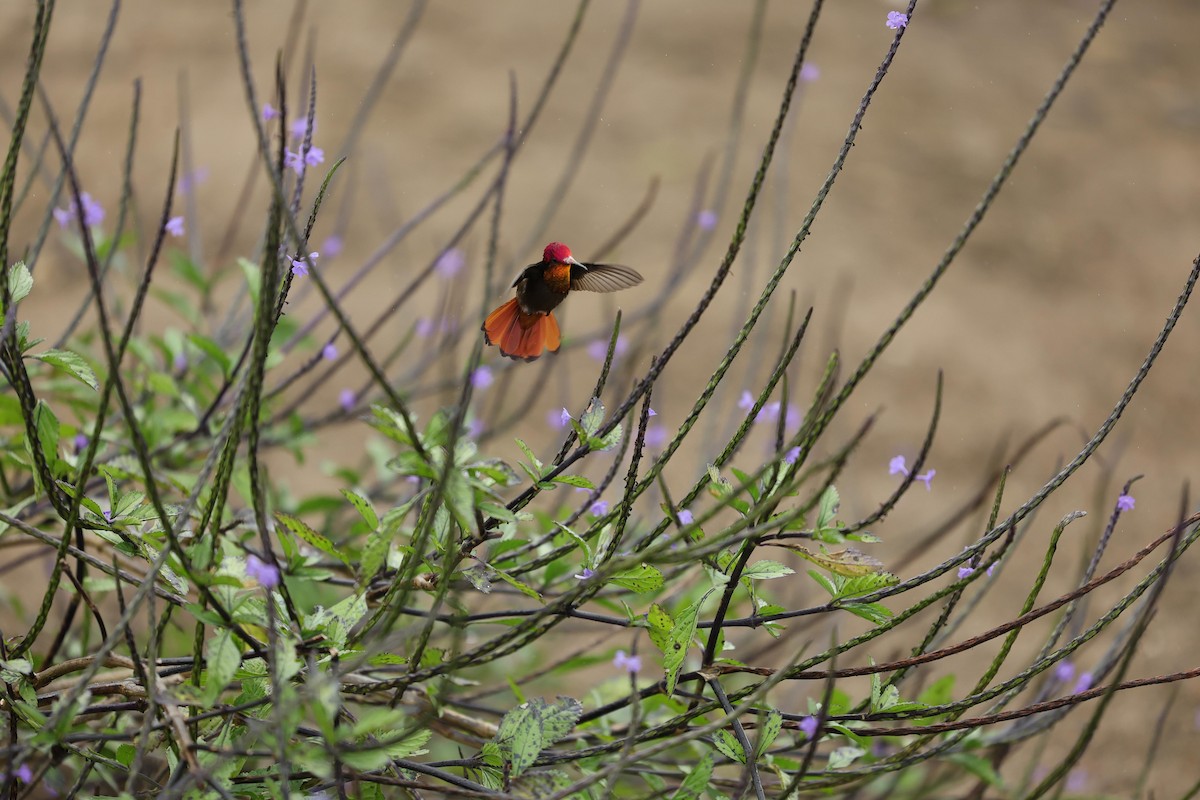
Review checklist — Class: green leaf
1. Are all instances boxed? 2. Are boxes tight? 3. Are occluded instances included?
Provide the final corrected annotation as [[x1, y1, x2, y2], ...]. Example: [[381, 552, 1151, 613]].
[[30, 349, 98, 391], [949, 753, 1006, 789], [670, 753, 714, 800], [918, 674, 955, 707], [741, 560, 794, 581], [237, 257, 261, 306], [828, 745, 866, 769], [204, 629, 240, 704], [840, 600, 894, 625], [646, 603, 674, 653], [170, 249, 209, 293], [757, 709, 783, 756], [663, 591, 710, 695], [579, 396, 605, 437], [31, 400, 60, 478], [341, 488, 379, 529], [609, 563, 664, 593], [185, 333, 232, 378], [274, 511, 350, 567], [816, 485, 840, 530], [712, 729, 745, 764], [490, 566, 543, 602], [6, 261, 32, 306], [551, 474, 594, 489], [493, 697, 583, 778]]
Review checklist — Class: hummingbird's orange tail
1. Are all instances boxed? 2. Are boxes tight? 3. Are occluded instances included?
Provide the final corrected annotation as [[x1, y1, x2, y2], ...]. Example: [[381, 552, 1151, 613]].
[[482, 298, 561, 361]]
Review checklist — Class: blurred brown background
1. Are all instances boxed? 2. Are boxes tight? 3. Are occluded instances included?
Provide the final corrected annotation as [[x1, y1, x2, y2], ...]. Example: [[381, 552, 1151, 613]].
[[4, 0, 1200, 793]]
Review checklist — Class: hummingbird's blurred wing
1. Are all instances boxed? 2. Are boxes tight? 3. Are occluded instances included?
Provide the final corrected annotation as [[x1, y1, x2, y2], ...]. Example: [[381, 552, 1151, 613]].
[[569, 263, 643, 293]]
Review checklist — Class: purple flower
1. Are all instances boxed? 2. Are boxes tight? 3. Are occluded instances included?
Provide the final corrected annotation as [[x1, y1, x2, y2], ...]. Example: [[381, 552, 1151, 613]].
[[1054, 661, 1076, 683], [262, 102, 279, 121], [784, 403, 801, 431], [784, 446, 801, 465], [1066, 769, 1087, 793], [886, 11, 909, 29], [756, 401, 781, 424], [290, 117, 316, 138], [613, 650, 641, 674], [986, 561, 997, 577], [285, 150, 306, 175], [956, 565, 975, 579], [81, 193, 105, 227], [800, 62, 820, 82], [321, 343, 338, 361], [678, 509, 694, 525], [465, 418, 484, 438], [322, 234, 343, 258], [889, 455, 908, 476], [246, 553, 280, 588], [548, 408, 569, 429], [52, 207, 72, 229], [435, 248, 465, 278], [471, 366, 494, 389], [644, 425, 668, 449], [1116, 493, 1135, 512], [738, 391, 755, 412], [1072, 672, 1093, 694], [291, 251, 318, 277], [588, 335, 629, 362], [339, 388, 356, 412], [574, 567, 595, 580], [178, 167, 209, 193], [103, 508, 113, 522], [559, 408, 573, 427], [304, 146, 325, 168], [799, 715, 819, 741], [173, 351, 189, 372], [415, 317, 436, 338], [589, 499, 609, 516], [647, 407, 657, 418], [915, 469, 936, 491], [74, 432, 89, 453], [697, 209, 718, 230], [165, 216, 185, 237], [11, 764, 31, 784]]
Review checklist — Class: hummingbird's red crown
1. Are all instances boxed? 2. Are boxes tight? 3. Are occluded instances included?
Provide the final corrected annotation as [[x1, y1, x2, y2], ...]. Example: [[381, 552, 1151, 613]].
[[543, 242, 573, 263]]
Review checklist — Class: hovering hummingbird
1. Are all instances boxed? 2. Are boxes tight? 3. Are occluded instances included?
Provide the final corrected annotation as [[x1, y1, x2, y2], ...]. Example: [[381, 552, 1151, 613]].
[[482, 242, 643, 361]]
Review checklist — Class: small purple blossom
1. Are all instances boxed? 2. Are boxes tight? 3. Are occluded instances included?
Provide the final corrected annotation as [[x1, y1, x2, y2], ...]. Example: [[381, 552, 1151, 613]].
[[54, 192, 105, 228], [574, 567, 595, 580], [11, 764, 31, 784], [956, 565, 975, 580], [53, 207, 72, 229], [644, 425, 668, 449], [889, 455, 908, 476], [435, 248, 465, 278], [1116, 493, 1135, 512], [466, 418, 484, 438], [915, 469, 936, 491], [246, 553, 280, 588], [471, 366, 494, 389], [756, 401, 781, 424], [74, 432, 89, 453], [322, 234, 343, 257], [548, 408, 569, 429], [285, 150, 306, 175], [986, 561, 997, 577], [291, 251, 318, 277], [589, 499, 609, 516], [738, 391, 755, 412], [559, 408, 573, 427], [697, 209, 718, 230], [678, 509, 694, 525], [886, 11, 909, 29], [339, 388, 356, 412], [415, 317, 436, 338], [784, 446, 801, 465], [648, 407, 657, 418], [1054, 661, 1076, 683], [588, 335, 628, 361], [322, 343, 338, 361], [1072, 672, 1093, 694], [178, 166, 209, 193], [262, 102, 279, 121], [165, 216, 185, 237], [290, 117, 316, 138], [173, 351, 189, 372], [800, 62, 820, 82], [304, 146, 325, 168], [784, 403, 801, 431], [103, 508, 113, 522], [1066, 769, 1087, 793], [613, 650, 641, 674], [799, 715, 819, 741]]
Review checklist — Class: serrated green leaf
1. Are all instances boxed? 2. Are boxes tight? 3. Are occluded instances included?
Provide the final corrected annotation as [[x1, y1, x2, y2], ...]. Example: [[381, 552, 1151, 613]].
[[741, 560, 794, 581], [670, 752, 714, 800], [32, 400, 60, 480], [663, 592, 710, 695], [7, 261, 32, 306], [816, 485, 840, 530], [275, 511, 350, 566], [340, 488, 379, 529], [204, 629, 240, 704], [918, 674, 955, 708], [30, 349, 98, 391], [552, 474, 594, 489], [596, 424, 622, 452], [610, 563, 664, 593], [494, 697, 582, 778], [646, 603, 673, 653], [840, 600, 894, 625], [185, 333, 232, 378], [712, 729, 745, 764], [490, 566, 543, 601], [579, 397, 605, 437], [828, 745, 866, 770], [757, 709, 783, 756]]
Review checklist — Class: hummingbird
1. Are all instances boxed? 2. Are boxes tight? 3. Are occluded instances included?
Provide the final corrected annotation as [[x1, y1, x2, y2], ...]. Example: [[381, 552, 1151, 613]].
[[482, 242, 643, 361]]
